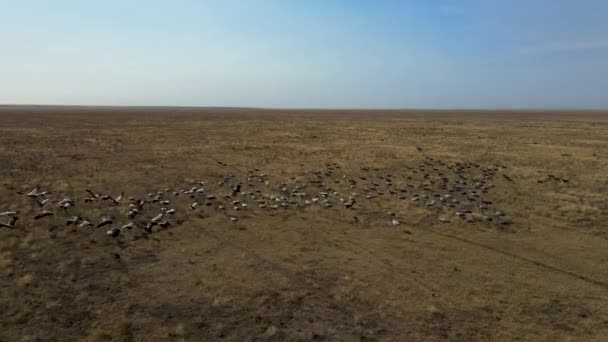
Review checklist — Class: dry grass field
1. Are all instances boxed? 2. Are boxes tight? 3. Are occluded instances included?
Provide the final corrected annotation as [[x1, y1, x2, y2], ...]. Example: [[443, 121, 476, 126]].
[[0, 106, 607, 341]]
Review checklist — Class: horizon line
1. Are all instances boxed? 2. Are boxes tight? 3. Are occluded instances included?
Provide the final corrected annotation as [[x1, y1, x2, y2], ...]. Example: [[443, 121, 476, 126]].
[[1, 104, 608, 112]]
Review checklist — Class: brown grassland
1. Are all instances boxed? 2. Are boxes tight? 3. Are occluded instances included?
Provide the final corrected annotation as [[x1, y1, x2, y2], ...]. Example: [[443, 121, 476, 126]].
[[0, 106, 607, 341]]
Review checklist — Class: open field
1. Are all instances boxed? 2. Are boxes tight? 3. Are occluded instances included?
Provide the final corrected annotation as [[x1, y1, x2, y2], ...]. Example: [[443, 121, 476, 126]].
[[0, 106, 607, 341]]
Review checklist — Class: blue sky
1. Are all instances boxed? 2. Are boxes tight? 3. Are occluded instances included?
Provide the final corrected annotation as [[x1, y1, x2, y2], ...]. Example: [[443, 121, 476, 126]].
[[1, 0, 607, 109]]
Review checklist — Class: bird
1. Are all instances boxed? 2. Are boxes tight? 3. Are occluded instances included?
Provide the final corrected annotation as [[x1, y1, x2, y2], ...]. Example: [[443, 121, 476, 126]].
[[416, 146, 423, 152], [37, 198, 50, 207], [106, 228, 120, 237], [143, 222, 156, 233], [231, 184, 241, 197], [120, 222, 135, 230], [135, 199, 146, 210], [114, 192, 123, 203], [17, 186, 45, 198], [66, 216, 81, 225], [103, 193, 123, 205], [127, 209, 139, 219], [34, 211, 54, 220], [150, 210, 165, 224], [78, 220, 93, 227], [58, 198, 75, 209], [85, 189, 100, 199], [438, 217, 450, 223], [0, 216, 18, 228], [97, 217, 113, 228], [26, 186, 41, 197]]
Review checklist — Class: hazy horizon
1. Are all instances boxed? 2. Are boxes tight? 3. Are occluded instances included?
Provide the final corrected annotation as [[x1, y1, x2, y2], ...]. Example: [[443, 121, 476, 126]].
[[2, 1, 607, 109]]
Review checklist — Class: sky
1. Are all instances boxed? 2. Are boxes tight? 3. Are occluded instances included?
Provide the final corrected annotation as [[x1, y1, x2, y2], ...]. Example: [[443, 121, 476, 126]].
[[1, 0, 607, 109]]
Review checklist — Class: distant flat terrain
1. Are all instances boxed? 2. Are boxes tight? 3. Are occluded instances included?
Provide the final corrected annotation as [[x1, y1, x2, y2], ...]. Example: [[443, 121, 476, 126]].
[[1, 106, 607, 341]]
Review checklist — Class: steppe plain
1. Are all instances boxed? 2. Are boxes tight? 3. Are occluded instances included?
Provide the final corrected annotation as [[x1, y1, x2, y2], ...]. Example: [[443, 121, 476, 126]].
[[0, 106, 607, 341]]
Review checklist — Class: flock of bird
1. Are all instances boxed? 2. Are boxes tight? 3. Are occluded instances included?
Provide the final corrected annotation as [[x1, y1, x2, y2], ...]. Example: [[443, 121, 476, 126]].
[[0, 155, 517, 237]]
